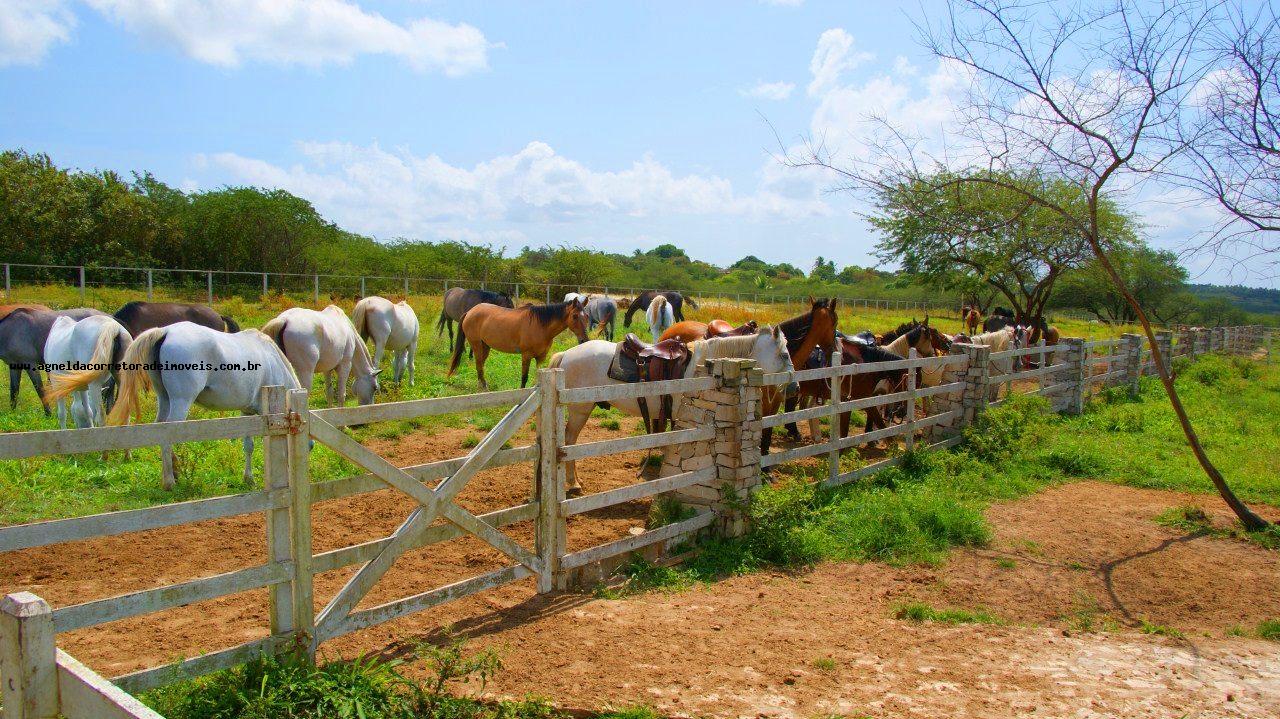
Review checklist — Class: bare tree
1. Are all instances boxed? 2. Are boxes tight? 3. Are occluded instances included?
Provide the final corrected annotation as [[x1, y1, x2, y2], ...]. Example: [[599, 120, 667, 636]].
[[791, 0, 1269, 529]]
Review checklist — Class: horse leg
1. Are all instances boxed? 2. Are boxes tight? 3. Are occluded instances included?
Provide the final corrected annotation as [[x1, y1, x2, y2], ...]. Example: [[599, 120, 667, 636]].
[[407, 338, 417, 386], [156, 390, 182, 490], [26, 367, 50, 416], [520, 354, 533, 388], [242, 433, 255, 483], [56, 391, 67, 430], [473, 342, 490, 392], [783, 393, 801, 440], [336, 362, 351, 406], [8, 367, 19, 410], [562, 402, 592, 497]]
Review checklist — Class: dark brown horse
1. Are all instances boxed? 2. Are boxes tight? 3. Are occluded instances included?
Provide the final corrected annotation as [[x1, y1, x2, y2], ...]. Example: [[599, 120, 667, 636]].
[[113, 301, 239, 338], [622, 290, 697, 327], [447, 299, 590, 390], [436, 287, 514, 353]]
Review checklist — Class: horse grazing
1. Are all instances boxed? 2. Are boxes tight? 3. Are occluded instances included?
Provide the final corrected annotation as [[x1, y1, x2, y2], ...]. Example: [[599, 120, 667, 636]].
[[645, 295, 675, 341], [448, 299, 589, 390], [113, 301, 239, 337], [43, 315, 132, 429], [262, 305, 381, 406], [352, 296, 419, 385], [0, 307, 106, 413], [622, 290, 697, 327], [585, 295, 618, 340], [549, 328, 797, 495], [437, 288, 514, 353], [95, 323, 301, 488]]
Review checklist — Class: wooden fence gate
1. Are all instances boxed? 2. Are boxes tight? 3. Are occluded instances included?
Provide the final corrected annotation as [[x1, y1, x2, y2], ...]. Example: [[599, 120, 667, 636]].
[[306, 390, 547, 644]]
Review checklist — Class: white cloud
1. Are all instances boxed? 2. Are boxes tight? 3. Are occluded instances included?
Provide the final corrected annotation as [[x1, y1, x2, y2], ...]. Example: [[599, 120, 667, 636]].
[[204, 141, 830, 239], [0, 0, 74, 66], [83, 0, 490, 74], [740, 80, 794, 101], [807, 28, 871, 98]]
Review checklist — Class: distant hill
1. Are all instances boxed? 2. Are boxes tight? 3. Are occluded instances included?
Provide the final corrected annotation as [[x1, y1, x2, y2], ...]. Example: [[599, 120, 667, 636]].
[[1187, 284, 1280, 315]]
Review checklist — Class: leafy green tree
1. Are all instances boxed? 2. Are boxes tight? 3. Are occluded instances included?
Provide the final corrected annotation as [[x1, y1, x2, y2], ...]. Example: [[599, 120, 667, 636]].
[[1054, 246, 1188, 323], [810, 256, 837, 282]]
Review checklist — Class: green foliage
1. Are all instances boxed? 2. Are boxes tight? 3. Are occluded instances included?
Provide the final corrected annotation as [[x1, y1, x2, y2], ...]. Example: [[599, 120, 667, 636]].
[[594, 557, 694, 599], [1257, 620, 1280, 641], [647, 496, 695, 528], [1138, 620, 1185, 638], [893, 602, 1002, 625], [1053, 246, 1189, 324], [962, 394, 1051, 461]]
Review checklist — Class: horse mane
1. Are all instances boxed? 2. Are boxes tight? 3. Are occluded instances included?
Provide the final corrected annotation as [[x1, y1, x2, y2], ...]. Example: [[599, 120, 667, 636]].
[[968, 327, 1012, 351], [777, 300, 829, 351], [687, 331, 762, 362], [527, 301, 573, 326], [849, 342, 904, 364]]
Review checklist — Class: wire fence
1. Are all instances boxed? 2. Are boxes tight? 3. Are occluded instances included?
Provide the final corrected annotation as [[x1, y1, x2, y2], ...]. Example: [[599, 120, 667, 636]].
[[1, 261, 1098, 321]]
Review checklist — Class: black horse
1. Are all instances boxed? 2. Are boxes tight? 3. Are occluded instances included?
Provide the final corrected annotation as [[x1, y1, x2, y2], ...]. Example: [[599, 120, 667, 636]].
[[983, 306, 1018, 332], [436, 287, 514, 353], [622, 290, 698, 327]]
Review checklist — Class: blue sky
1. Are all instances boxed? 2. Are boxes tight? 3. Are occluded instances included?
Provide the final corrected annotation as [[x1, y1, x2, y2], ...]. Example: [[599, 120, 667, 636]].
[[0, 0, 1265, 285]]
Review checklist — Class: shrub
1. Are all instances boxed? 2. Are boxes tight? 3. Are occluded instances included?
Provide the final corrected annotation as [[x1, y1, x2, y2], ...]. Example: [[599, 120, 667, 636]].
[[1257, 620, 1280, 641], [893, 601, 1002, 625], [963, 395, 1050, 460], [1102, 405, 1145, 433], [1038, 447, 1109, 477]]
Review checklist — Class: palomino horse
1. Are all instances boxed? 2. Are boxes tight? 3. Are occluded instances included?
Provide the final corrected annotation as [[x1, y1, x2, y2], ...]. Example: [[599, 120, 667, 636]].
[[262, 305, 381, 406], [436, 288, 514, 353], [0, 307, 106, 413], [549, 328, 798, 495], [659, 319, 759, 344], [113, 301, 239, 337], [87, 322, 301, 488], [645, 295, 675, 341], [766, 298, 840, 455], [448, 299, 589, 390], [43, 315, 132, 429], [352, 296, 420, 385], [622, 290, 697, 327]]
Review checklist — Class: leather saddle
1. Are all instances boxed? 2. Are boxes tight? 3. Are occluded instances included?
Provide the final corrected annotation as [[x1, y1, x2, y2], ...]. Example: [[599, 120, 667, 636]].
[[705, 319, 759, 339], [608, 334, 692, 433]]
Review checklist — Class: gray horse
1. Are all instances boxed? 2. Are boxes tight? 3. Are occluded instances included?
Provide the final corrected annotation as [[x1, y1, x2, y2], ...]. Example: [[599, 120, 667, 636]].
[[436, 287, 514, 353], [584, 295, 618, 340], [0, 307, 107, 414]]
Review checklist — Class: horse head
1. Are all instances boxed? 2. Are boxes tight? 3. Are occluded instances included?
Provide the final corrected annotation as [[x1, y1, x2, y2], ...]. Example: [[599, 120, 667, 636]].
[[565, 297, 590, 344], [808, 297, 839, 353], [759, 325, 799, 398]]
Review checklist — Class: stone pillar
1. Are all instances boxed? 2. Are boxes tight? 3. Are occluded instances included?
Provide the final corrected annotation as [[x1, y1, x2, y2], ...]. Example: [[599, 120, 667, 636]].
[[1121, 333, 1143, 397], [667, 358, 762, 538], [1153, 330, 1173, 378], [1211, 326, 1224, 352], [928, 344, 971, 440], [1175, 328, 1194, 357], [951, 343, 991, 424], [1058, 337, 1087, 415]]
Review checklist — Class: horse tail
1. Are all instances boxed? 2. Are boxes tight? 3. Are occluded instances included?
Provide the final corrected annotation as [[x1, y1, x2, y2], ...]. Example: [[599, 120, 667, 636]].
[[548, 350, 565, 369], [351, 298, 370, 340], [221, 315, 240, 333], [106, 327, 166, 426], [435, 306, 449, 337], [447, 314, 468, 376], [45, 322, 125, 404], [261, 315, 289, 354]]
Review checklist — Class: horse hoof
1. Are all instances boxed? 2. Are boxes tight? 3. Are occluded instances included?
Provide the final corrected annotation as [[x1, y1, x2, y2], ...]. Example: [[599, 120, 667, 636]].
[[566, 487, 583, 498]]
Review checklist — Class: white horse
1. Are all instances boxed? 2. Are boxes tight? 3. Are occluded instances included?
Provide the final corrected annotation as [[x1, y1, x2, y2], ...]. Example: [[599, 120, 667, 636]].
[[52, 322, 301, 488], [564, 292, 587, 305], [548, 328, 799, 495], [43, 315, 132, 429], [352, 296, 419, 385], [967, 326, 1018, 401], [646, 294, 674, 341], [261, 305, 380, 405]]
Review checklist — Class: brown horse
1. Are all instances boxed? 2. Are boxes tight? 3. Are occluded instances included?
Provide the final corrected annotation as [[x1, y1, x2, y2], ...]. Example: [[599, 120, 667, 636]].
[[763, 298, 840, 456], [448, 299, 590, 390], [659, 319, 758, 344], [113, 301, 239, 338], [0, 303, 50, 322], [963, 306, 981, 335]]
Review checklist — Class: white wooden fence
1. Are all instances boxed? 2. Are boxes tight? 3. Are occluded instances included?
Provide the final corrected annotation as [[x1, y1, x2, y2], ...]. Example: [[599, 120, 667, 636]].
[[0, 325, 1268, 719]]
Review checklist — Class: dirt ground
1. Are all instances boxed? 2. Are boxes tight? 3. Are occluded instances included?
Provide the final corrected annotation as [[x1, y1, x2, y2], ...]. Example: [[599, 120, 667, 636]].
[[4, 419, 1280, 717]]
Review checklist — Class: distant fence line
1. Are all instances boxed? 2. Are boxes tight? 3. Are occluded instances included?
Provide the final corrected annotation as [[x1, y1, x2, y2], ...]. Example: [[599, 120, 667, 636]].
[[2, 261, 1098, 321]]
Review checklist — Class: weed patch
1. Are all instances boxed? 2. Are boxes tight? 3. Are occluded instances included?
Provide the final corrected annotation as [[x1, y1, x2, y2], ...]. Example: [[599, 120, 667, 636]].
[[893, 602, 1002, 625]]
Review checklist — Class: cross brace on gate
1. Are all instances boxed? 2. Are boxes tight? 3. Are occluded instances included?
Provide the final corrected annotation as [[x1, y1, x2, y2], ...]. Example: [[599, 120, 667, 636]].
[[310, 393, 544, 642]]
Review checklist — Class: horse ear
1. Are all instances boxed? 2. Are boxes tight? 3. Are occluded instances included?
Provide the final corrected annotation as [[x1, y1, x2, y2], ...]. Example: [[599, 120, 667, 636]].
[[829, 297, 838, 310]]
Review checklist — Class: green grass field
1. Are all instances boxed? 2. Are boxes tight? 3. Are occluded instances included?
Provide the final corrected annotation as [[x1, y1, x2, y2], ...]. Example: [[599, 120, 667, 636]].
[[0, 282, 1145, 525]]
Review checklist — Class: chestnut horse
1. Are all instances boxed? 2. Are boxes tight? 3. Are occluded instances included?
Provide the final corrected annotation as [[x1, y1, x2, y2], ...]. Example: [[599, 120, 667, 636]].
[[659, 319, 758, 344], [962, 306, 981, 335], [448, 299, 590, 390], [762, 298, 840, 456]]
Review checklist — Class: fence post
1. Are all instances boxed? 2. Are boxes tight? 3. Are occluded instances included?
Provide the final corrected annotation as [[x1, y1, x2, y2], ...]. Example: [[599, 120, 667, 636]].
[[1175, 327, 1193, 357], [206, 271, 213, 304], [904, 348, 918, 451], [403, 277, 409, 298], [262, 272, 268, 298], [146, 269, 153, 301], [1121, 333, 1143, 397], [1, 592, 58, 719], [261, 386, 294, 642], [360, 277, 366, 299], [954, 343, 991, 424], [827, 343, 842, 482], [1059, 337, 1087, 415], [668, 359, 762, 537], [514, 283, 520, 304], [1153, 330, 1173, 378], [535, 368, 564, 593], [5, 263, 10, 300], [313, 275, 320, 305], [545, 283, 551, 304], [285, 389, 315, 658], [78, 266, 85, 304]]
